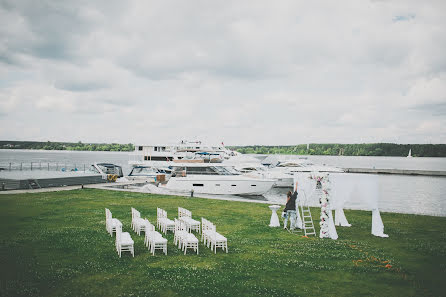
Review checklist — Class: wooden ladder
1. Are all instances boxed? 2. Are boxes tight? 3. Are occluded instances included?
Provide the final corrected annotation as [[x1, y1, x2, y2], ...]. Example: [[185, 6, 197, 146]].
[[301, 205, 316, 236]]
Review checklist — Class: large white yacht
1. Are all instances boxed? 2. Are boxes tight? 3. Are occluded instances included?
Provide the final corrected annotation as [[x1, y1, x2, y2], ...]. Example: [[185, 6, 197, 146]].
[[253, 157, 343, 188], [271, 160, 344, 173], [225, 155, 295, 188], [162, 163, 275, 195], [129, 140, 238, 166]]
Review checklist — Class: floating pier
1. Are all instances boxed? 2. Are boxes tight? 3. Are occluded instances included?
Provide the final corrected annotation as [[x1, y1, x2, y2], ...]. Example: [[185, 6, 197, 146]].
[[0, 171, 106, 191], [344, 168, 446, 177]]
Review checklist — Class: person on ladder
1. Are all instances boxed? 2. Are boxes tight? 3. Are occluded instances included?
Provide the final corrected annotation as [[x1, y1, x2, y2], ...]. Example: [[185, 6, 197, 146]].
[[283, 182, 299, 230]]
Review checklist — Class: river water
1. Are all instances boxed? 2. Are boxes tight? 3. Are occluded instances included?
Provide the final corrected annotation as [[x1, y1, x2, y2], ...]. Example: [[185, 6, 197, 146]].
[[1, 149, 445, 217]]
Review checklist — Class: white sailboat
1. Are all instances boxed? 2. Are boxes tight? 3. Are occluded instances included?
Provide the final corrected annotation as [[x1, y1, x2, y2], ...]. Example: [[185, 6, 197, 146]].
[[407, 149, 412, 158]]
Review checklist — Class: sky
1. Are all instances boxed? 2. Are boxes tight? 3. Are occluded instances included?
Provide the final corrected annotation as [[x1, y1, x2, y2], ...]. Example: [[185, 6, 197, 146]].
[[0, 0, 445, 146]]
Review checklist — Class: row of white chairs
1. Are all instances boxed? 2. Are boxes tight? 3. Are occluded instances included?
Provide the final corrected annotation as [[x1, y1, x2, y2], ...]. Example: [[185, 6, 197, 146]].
[[131, 208, 149, 235], [143, 220, 168, 255], [202, 218, 228, 254], [174, 218, 199, 254], [106, 208, 134, 257], [157, 208, 175, 234], [178, 207, 201, 233], [105, 208, 122, 236], [116, 225, 135, 257]]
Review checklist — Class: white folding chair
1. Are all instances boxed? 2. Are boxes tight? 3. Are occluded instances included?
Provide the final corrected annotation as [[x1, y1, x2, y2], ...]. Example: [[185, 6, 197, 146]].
[[131, 208, 146, 235], [174, 218, 189, 248], [158, 209, 175, 234], [146, 230, 168, 256], [201, 218, 213, 245], [115, 225, 134, 257], [182, 233, 199, 255], [143, 219, 155, 246], [105, 208, 122, 237], [208, 223, 228, 254], [156, 208, 162, 229], [179, 208, 200, 233]]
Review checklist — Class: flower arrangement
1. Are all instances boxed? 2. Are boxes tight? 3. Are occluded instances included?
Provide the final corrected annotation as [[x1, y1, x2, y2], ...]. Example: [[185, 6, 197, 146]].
[[310, 173, 331, 238]]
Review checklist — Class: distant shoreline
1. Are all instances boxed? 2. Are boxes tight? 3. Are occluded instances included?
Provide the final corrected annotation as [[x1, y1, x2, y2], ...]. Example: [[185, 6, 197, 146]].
[[1, 141, 446, 157], [0, 140, 134, 152], [230, 143, 446, 157]]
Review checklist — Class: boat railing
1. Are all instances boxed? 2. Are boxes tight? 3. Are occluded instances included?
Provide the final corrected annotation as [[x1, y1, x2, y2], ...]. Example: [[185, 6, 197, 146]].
[[0, 162, 92, 172]]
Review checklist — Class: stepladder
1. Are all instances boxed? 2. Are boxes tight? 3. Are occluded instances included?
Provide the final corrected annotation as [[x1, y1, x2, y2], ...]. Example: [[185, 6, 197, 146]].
[[301, 205, 316, 236]]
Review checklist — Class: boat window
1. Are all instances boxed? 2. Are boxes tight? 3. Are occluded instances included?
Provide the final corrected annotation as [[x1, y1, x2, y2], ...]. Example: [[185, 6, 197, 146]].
[[226, 167, 241, 175], [192, 183, 204, 187], [185, 166, 217, 175], [149, 156, 173, 161]]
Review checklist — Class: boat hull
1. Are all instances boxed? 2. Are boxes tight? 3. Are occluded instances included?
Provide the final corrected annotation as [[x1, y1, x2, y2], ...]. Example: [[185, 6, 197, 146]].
[[272, 177, 294, 188], [165, 176, 275, 195]]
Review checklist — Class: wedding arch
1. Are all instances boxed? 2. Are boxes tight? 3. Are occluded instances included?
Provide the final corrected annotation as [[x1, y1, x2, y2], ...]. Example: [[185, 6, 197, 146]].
[[293, 172, 389, 240]]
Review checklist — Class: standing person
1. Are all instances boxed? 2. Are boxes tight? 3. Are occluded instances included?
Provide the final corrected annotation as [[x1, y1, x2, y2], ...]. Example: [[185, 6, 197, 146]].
[[283, 182, 298, 230]]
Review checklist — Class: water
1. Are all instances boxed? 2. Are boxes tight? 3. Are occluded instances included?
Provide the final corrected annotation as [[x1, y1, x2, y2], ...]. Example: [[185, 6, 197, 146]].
[[1, 149, 445, 217], [253, 154, 446, 171], [0, 149, 133, 173]]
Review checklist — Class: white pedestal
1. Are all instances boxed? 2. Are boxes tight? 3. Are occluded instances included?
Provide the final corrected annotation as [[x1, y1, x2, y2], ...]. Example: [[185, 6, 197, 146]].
[[268, 205, 281, 227]]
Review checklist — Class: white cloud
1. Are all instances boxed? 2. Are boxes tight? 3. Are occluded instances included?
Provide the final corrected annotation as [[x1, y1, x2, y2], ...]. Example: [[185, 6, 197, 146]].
[[0, 0, 445, 144]]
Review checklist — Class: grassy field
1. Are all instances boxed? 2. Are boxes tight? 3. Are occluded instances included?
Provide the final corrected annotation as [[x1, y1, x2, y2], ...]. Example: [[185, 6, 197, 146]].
[[0, 189, 445, 297]]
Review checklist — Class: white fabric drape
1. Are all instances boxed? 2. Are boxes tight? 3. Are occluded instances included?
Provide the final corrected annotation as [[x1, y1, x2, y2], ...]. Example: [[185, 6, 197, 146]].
[[293, 173, 316, 206], [372, 209, 389, 237], [334, 208, 351, 227], [328, 209, 338, 240], [295, 208, 303, 229]]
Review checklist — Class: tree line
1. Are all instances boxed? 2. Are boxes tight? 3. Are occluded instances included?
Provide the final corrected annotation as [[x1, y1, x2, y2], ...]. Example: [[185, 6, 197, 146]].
[[2, 141, 445, 157], [0, 141, 134, 152], [229, 143, 446, 157]]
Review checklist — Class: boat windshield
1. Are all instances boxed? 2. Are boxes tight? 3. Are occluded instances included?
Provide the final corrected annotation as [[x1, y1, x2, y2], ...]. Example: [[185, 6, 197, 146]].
[[213, 166, 239, 175], [90, 165, 100, 174], [171, 166, 239, 176], [130, 167, 157, 175]]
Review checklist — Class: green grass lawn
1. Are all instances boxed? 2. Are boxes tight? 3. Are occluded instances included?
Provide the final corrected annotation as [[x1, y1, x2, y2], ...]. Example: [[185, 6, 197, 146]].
[[0, 189, 445, 297]]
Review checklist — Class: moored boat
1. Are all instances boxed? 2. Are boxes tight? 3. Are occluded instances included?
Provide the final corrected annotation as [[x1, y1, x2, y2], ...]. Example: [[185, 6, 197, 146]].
[[163, 163, 275, 195]]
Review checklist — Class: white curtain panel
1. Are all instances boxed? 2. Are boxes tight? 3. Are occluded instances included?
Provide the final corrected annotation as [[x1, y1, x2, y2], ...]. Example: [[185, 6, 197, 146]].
[[372, 209, 389, 238]]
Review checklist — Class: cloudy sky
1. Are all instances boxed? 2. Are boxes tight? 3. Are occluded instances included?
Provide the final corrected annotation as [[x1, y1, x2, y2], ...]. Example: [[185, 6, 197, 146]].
[[0, 0, 445, 145]]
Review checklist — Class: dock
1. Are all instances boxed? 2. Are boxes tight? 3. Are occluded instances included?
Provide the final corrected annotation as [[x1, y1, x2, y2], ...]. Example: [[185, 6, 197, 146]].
[[344, 168, 446, 177], [0, 171, 106, 191]]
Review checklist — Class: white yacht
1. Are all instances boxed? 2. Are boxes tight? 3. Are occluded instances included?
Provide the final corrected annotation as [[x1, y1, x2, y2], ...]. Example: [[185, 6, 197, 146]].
[[162, 163, 275, 195], [225, 155, 294, 188], [272, 160, 344, 173], [129, 140, 237, 166], [233, 163, 293, 188]]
